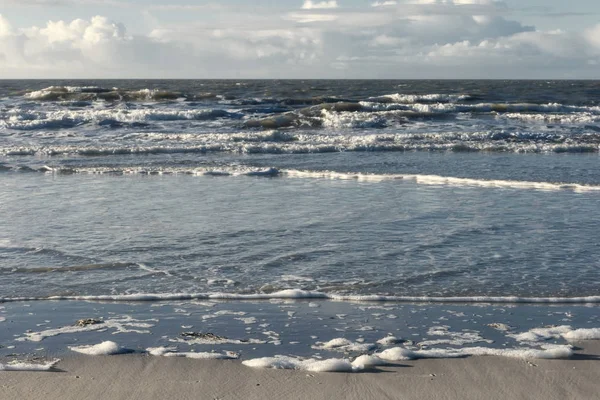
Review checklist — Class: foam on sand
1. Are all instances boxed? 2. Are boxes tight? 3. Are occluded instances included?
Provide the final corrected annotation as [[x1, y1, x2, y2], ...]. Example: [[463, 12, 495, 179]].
[[511, 325, 600, 343], [378, 344, 574, 361], [242, 356, 363, 372], [243, 354, 388, 372], [147, 347, 239, 359], [562, 328, 600, 341], [0, 359, 60, 371], [69, 341, 127, 356]]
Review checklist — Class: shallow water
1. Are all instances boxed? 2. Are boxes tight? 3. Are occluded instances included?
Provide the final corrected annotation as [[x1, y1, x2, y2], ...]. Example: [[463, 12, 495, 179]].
[[1, 80, 599, 365]]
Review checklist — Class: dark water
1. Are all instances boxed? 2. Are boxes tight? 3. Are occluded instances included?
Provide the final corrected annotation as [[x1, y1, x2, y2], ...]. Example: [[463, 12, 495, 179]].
[[1, 80, 599, 173]]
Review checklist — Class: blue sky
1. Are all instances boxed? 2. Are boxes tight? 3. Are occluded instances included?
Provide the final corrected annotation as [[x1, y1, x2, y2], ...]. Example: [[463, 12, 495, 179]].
[[1, 0, 599, 78]]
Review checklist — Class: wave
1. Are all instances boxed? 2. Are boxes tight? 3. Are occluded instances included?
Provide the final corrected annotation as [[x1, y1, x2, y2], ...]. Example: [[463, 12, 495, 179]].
[[501, 113, 600, 124], [23, 86, 185, 102], [3, 130, 598, 156], [2, 289, 600, 304], [18, 87, 600, 116], [357, 101, 600, 115], [240, 101, 600, 129], [20, 86, 359, 104], [6, 93, 600, 134], [7, 164, 600, 192], [0, 108, 242, 130], [281, 170, 600, 192], [367, 93, 473, 104]]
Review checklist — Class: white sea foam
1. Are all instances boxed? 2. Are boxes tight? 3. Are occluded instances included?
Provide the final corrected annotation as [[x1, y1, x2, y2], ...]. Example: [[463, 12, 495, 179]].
[[0, 359, 60, 371], [0, 108, 239, 130], [502, 112, 600, 124], [3, 130, 598, 157], [236, 317, 258, 325], [418, 325, 493, 347], [281, 170, 600, 192], [22, 86, 183, 102], [146, 346, 178, 356], [214, 310, 247, 316], [163, 352, 238, 359], [377, 345, 573, 361], [487, 323, 512, 331], [377, 336, 402, 346], [5, 289, 600, 304], [511, 326, 600, 343], [242, 356, 357, 372], [16, 323, 107, 342], [171, 336, 266, 345], [243, 343, 572, 372], [351, 354, 389, 370], [147, 347, 239, 359], [312, 338, 377, 353], [16, 316, 155, 342], [562, 328, 600, 341], [24, 86, 103, 99], [320, 109, 387, 129], [368, 93, 471, 104], [69, 341, 124, 355], [34, 163, 599, 194]]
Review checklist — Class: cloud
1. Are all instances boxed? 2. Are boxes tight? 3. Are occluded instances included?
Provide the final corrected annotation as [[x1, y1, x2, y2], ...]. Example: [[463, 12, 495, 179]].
[[586, 24, 600, 50], [0, 2, 599, 79], [0, 14, 189, 77], [371, 1, 397, 7], [302, 1, 339, 9], [0, 14, 13, 36], [4, 0, 130, 7]]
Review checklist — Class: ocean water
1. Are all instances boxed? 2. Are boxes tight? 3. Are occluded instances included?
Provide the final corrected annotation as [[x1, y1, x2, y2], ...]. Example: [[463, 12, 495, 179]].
[[1, 80, 600, 369]]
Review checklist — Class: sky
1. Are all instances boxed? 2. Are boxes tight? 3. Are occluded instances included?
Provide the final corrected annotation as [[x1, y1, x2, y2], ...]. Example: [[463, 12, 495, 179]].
[[0, 0, 599, 79]]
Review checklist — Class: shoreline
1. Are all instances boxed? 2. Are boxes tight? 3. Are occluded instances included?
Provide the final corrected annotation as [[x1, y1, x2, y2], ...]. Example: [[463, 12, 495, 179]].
[[2, 341, 600, 400]]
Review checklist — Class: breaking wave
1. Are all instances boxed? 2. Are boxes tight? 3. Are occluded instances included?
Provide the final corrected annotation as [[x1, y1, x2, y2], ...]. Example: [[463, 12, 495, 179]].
[[3, 129, 598, 156], [0, 108, 242, 130], [5, 164, 599, 192], [23, 86, 186, 102]]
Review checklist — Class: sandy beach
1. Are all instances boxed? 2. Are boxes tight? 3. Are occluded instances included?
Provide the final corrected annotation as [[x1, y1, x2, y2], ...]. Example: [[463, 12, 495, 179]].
[[2, 341, 599, 400]]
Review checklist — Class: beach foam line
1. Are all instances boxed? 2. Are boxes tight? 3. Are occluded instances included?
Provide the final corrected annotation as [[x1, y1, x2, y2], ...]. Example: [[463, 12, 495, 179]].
[[147, 347, 239, 359], [0, 359, 60, 371], [242, 355, 384, 372], [3, 289, 600, 304], [242, 344, 575, 372]]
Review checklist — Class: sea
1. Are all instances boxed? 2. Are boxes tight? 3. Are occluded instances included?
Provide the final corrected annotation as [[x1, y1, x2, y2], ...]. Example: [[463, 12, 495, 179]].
[[1, 80, 599, 371]]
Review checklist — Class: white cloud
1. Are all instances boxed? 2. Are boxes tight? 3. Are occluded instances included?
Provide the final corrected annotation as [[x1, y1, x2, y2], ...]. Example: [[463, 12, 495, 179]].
[[0, 3, 599, 79], [286, 13, 339, 23], [369, 34, 408, 47], [371, 1, 397, 7], [0, 14, 13, 36], [585, 24, 600, 51], [302, 0, 339, 9]]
